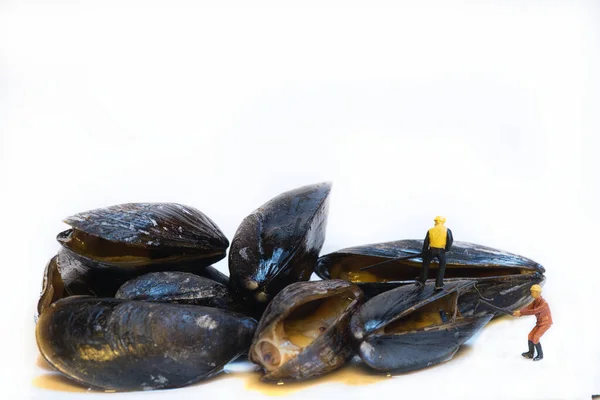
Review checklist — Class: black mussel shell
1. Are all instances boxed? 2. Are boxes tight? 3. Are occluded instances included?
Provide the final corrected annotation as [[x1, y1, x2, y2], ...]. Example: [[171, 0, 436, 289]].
[[249, 280, 363, 382], [36, 249, 233, 312], [57, 202, 229, 269], [229, 182, 331, 311], [115, 271, 237, 311], [36, 297, 256, 391], [316, 240, 545, 313], [350, 281, 492, 372]]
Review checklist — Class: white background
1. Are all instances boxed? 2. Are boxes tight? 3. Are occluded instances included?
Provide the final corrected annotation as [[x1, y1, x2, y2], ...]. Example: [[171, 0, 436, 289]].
[[1, 1, 598, 399]]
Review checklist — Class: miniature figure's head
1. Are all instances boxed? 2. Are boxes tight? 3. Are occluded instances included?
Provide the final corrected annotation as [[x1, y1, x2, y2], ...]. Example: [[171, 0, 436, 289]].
[[433, 216, 446, 226], [530, 284, 542, 299]]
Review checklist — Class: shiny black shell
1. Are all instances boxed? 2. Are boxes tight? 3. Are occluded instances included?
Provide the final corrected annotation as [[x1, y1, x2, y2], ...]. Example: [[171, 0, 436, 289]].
[[36, 297, 256, 391], [115, 271, 236, 310], [316, 240, 545, 314], [58, 202, 229, 269], [229, 182, 331, 311], [350, 281, 493, 372], [37, 250, 233, 312]]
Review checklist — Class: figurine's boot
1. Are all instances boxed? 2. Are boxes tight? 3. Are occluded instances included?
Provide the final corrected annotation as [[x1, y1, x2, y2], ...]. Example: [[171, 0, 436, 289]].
[[521, 340, 534, 359], [533, 342, 543, 361]]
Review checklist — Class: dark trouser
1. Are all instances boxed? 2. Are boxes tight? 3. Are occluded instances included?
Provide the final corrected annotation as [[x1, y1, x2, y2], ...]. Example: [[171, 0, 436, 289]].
[[420, 247, 447, 287]]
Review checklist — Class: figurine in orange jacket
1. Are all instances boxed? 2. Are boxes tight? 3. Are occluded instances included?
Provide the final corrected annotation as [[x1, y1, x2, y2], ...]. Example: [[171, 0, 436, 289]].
[[513, 284, 552, 361]]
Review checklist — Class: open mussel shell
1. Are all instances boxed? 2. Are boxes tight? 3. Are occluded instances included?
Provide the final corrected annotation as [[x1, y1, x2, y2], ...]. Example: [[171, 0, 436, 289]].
[[57, 202, 229, 269], [115, 271, 238, 311], [229, 182, 331, 312], [316, 240, 545, 314], [351, 281, 492, 372], [36, 297, 257, 391], [249, 280, 363, 382]]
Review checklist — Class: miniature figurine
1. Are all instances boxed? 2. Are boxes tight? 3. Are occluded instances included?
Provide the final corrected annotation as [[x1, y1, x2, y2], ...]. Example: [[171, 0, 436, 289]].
[[513, 284, 552, 361], [417, 216, 453, 290]]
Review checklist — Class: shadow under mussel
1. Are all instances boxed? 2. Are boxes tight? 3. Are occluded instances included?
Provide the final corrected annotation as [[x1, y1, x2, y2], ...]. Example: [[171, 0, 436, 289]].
[[249, 280, 363, 382], [229, 182, 332, 315], [316, 240, 545, 315], [350, 281, 493, 373], [36, 297, 257, 391]]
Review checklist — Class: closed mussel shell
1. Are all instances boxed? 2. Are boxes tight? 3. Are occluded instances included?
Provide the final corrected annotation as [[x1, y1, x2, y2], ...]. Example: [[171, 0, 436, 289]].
[[115, 271, 237, 311], [317, 240, 544, 313], [57, 202, 229, 269], [350, 281, 492, 373], [36, 297, 257, 391], [229, 182, 332, 312], [249, 280, 363, 382]]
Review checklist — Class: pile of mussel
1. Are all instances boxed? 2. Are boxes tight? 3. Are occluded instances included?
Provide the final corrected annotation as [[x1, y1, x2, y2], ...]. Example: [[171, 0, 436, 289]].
[[35, 182, 546, 391]]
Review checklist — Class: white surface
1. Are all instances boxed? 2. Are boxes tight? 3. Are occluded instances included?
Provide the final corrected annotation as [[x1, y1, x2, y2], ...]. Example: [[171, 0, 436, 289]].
[[1, 1, 598, 399]]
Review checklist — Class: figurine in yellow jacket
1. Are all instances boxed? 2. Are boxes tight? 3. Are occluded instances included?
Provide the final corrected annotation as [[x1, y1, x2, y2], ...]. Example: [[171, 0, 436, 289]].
[[417, 216, 453, 290]]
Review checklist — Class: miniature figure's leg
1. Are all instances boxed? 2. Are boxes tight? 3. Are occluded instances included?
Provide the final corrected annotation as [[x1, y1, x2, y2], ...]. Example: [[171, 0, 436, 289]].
[[527, 327, 538, 342], [521, 340, 534, 359], [533, 342, 543, 361], [419, 252, 432, 283], [435, 250, 447, 289], [531, 324, 550, 344]]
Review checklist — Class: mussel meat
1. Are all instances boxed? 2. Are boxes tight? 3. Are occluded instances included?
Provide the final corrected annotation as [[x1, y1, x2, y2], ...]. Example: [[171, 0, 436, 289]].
[[229, 182, 331, 311], [316, 240, 545, 314], [350, 281, 493, 372], [249, 280, 363, 382], [36, 297, 256, 391]]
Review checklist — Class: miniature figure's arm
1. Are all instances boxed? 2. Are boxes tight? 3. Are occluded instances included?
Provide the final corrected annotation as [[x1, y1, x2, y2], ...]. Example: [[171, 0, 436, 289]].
[[422, 232, 430, 252], [519, 301, 547, 316], [445, 229, 453, 251]]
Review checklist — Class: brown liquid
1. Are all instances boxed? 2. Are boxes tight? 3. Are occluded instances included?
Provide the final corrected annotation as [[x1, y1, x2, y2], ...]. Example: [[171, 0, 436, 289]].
[[32, 374, 91, 393], [239, 362, 389, 396], [36, 356, 54, 372]]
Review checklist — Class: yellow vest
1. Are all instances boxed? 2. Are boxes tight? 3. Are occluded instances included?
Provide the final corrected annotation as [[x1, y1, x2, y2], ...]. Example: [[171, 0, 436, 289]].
[[428, 225, 447, 248]]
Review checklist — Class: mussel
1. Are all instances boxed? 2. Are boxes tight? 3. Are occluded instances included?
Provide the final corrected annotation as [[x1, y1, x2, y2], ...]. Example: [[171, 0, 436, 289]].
[[37, 251, 232, 315], [249, 280, 363, 382], [229, 182, 331, 311], [350, 281, 493, 372], [316, 240, 545, 314], [58, 202, 229, 269], [36, 297, 256, 391], [115, 271, 237, 311]]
